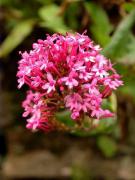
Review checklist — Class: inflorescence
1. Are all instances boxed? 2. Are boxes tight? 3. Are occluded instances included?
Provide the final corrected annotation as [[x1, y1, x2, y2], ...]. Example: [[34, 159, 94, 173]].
[[17, 32, 123, 132]]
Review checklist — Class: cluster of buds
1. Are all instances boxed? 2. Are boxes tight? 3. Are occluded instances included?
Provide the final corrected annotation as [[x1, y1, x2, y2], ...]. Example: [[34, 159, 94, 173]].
[[17, 32, 123, 132]]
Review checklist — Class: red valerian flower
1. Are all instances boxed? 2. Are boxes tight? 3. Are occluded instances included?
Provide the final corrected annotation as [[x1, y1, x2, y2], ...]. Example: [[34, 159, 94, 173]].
[[17, 32, 123, 132]]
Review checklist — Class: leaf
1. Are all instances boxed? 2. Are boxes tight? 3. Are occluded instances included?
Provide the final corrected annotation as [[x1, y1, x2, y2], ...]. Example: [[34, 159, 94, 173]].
[[102, 10, 135, 59], [109, 93, 117, 113], [55, 110, 76, 127], [0, 19, 35, 58], [38, 4, 69, 34], [102, 93, 117, 113], [115, 64, 135, 103], [85, 2, 113, 46], [118, 36, 135, 65], [120, 73, 135, 102], [71, 117, 116, 137], [56, 110, 116, 136], [122, 2, 135, 13], [97, 136, 117, 158], [65, 2, 80, 30], [0, 0, 13, 6]]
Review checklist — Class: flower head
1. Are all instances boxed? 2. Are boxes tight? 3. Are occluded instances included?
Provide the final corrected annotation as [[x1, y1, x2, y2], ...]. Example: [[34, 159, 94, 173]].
[[17, 32, 123, 132]]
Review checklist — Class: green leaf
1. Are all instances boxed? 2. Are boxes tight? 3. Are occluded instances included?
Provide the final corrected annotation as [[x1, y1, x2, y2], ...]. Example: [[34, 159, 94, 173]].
[[115, 64, 135, 102], [0, 19, 35, 58], [85, 2, 113, 46], [118, 36, 135, 65], [39, 4, 69, 34], [55, 110, 76, 127], [65, 2, 80, 30], [120, 72, 135, 102], [122, 2, 135, 13], [109, 93, 117, 112], [102, 10, 135, 59], [97, 136, 117, 158], [71, 117, 116, 137], [102, 93, 117, 113], [0, 0, 14, 6]]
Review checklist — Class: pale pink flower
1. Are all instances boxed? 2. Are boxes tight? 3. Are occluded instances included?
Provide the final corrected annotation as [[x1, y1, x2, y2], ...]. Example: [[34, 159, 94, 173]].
[[42, 73, 56, 93], [17, 77, 25, 89], [84, 56, 95, 62], [104, 78, 123, 90], [61, 76, 78, 89], [31, 76, 42, 87]]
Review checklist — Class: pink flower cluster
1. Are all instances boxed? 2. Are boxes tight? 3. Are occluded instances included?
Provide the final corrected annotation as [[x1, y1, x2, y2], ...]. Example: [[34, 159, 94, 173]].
[[17, 32, 123, 132]]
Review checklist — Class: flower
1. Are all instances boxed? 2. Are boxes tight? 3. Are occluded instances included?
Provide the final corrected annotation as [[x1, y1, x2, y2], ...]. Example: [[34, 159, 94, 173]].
[[22, 91, 55, 131], [17, 32, 123, 132], [61, 76, 78, 89], [42, 73, 56, 93]]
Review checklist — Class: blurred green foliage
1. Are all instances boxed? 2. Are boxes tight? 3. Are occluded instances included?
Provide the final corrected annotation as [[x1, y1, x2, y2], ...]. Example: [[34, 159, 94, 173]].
[[85, 2, 113, 46], [0, 19, 35, 57], [97, 136, 117, 158], [39, 4, 69, 33], [1, 0, 135, 157]]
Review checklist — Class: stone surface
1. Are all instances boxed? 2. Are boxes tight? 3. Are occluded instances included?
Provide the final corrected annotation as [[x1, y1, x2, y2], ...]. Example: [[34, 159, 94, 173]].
[[2, 147, 91, 179], [2, 148, 135, 179]]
